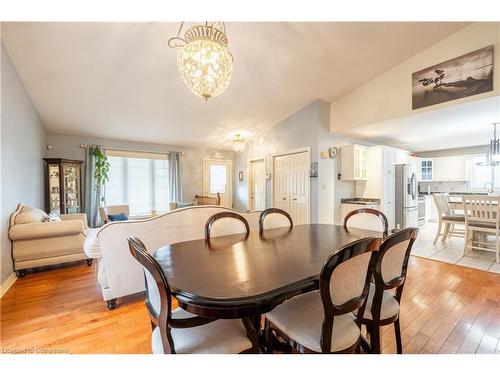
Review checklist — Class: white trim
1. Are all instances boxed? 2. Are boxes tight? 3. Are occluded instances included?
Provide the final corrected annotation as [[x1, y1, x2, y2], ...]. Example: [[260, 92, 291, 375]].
[[0, 272, 17, 299], [247, 157, 266, 211]]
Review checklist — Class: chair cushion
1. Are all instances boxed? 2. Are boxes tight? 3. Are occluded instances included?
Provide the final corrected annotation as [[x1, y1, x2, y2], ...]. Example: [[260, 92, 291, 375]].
[[265, 291, 360, 352], [357, 284, 399, 321], [442, 214, 465, 222], [468, 221, 497, 229], [151, 308, 252, 354], [107, 212, 128, 222], [176, 202, 194, 208], [15, 205, 48, 224]]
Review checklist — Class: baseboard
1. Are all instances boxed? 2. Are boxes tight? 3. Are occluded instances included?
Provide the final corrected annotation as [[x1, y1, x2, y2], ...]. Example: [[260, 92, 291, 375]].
[[0, 272, 17, 298]]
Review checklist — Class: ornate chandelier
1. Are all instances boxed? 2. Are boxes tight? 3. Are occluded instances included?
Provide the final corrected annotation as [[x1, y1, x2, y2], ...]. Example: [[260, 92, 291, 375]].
[[232, 134, 245, 152], [168, 22, 233, 100]]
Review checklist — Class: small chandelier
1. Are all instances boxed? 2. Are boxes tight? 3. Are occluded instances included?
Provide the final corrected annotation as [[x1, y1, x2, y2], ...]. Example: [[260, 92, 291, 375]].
[[168, 22, 233, 100], [232, 134, 245, 152]]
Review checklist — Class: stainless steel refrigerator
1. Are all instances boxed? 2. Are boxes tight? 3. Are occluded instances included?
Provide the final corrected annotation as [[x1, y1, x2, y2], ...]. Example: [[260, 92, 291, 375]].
[[395, 164, 418, 230]]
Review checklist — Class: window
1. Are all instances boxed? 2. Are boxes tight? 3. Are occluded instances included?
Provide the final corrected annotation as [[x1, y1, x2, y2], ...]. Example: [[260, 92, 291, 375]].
[[209, 164, 227, 193], [421, 160, 433, 181], [467, 155, 500, 191], [105, 150, 169, 216]]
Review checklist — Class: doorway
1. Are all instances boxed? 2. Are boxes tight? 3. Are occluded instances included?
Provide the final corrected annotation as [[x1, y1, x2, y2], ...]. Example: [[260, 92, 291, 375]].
[[272, 148, 310, 225], [202, 159, 233, 207], [248, 158, 266, 211]]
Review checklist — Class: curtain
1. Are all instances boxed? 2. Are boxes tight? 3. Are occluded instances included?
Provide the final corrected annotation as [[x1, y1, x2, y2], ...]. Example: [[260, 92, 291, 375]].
[[168, 152, 183, 203], [84, 145, 104, 227]]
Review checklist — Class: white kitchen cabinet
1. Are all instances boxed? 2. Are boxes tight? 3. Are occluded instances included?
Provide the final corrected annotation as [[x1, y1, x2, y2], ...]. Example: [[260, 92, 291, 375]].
[[424, 195, 432, 223], [410, 156, 422, 180], [340, 145, 367, 180], [433, 156, 467, 181]]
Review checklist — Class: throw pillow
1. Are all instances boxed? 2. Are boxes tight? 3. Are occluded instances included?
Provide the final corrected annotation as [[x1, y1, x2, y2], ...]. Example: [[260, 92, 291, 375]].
[[107, 212, 128, 222], [46, 212, 62, 223]]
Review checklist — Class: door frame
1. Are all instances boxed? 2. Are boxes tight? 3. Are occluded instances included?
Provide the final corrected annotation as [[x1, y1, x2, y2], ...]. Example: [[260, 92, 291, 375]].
[[247, 157, 266, 211], [202, 159, 233, 207], [271, 146, 311, 222]]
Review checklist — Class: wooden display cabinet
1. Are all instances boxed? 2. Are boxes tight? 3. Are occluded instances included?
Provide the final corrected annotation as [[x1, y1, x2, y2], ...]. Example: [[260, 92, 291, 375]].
[[43, 158, 83, 214]]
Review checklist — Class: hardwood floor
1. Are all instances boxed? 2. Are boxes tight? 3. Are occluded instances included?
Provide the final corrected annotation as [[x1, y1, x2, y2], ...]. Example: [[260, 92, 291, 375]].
[[1, 256, 500, 354]]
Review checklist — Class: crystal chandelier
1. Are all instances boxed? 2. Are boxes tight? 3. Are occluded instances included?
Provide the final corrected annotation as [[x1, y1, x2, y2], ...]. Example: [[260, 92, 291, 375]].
[[232, 134, 245, 152], [168, 22, 233, 100]]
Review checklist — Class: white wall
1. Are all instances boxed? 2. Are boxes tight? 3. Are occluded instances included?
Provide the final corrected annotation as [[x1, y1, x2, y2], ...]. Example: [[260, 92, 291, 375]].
[[1, 41, 47, 283], [233, 99, 372, 225], [46, 133, 234, 204], [331, 23, 500, 134]]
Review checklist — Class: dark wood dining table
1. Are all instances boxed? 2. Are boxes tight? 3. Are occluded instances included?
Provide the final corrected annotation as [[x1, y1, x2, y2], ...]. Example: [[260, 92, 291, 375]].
[[154, 224, 381, 321]]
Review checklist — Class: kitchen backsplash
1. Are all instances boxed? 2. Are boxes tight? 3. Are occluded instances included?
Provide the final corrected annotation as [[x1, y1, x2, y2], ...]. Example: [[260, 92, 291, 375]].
[[418, 181, 469, 194]]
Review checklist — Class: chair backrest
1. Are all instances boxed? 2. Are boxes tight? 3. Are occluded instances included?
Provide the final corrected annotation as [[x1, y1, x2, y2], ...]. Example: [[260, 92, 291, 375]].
[[127, 237, 175, 353], [432, 193, 452, 217], [100, 205, 130, 223], [258, 208, 293, 235], [343, 208, 389, 238], [463, 195, 500, 228], [369, 227, 418, 322], [195, 193, 221, 206], [319, 236, 380, 352], [205, 212, 250, 241]]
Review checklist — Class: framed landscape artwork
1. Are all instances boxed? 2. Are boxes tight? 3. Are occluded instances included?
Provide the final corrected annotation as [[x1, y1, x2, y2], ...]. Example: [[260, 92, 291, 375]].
[[412, 45, 494, 110]]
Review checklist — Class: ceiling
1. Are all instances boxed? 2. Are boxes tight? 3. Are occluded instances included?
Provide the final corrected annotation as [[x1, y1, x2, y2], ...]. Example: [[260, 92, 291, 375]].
[[342, 95, 500, 153], [2, 22, 469, 149]]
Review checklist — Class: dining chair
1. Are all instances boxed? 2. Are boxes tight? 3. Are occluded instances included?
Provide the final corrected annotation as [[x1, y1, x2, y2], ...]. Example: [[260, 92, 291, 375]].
[[357, 227, 418, 354], [205, 212, 250, 241], [264, 236, 380, 353], [127, 237, 257, 354], [258, 208, 293, 235], [463, 195, 499, 262], [432, 193, 465, 244], [343, 208, 389, 238]]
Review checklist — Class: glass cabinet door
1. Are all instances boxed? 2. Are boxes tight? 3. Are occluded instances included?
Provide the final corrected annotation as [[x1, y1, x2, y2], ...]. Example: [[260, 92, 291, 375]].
[[48, 164, 61, 214], [63, 163, 81, 214]]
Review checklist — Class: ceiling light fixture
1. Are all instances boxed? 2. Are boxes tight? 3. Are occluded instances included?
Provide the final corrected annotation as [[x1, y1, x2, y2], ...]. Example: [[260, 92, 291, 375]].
[[168, 22, 233, 100], [232, 134, 245, 152], [487, 122, 500, 166]]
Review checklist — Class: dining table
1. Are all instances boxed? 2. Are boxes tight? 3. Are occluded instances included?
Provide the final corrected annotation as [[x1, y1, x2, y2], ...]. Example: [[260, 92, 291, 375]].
[[153, 224, 381, 323]]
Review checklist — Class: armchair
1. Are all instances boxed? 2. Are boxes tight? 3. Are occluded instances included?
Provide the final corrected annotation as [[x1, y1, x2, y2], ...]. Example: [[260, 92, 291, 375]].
[[8, 204, 91, 277]]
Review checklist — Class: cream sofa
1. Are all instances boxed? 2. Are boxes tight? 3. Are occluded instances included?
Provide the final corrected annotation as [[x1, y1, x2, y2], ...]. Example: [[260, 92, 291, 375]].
[[9, 204, 91, 277], [84, 205, 273, 310]]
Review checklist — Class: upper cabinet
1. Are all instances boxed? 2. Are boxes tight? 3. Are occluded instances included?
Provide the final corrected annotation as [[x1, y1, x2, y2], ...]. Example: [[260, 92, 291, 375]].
[[340, 145, 367, 180], [412, 156, 467, 181], [434, 156, 467, 181]]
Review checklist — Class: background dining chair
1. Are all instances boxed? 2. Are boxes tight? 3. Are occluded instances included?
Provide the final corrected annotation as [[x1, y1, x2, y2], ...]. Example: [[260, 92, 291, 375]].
[[463, 195, 500, 262], [432, 192, 465, 244], [264, 236, 380, 353], [357, 227, 418, 354], [258, 208, 293, 235], [343, 208, 389, 238], [194, 192, 221, 206], [127, 237, 257, 354], [205, 212, 250, 241]]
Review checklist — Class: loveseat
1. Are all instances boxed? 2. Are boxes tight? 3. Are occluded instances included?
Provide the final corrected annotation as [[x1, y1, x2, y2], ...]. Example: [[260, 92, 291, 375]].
[[9, 204, 92, 277], [84, 205, 265, 310]]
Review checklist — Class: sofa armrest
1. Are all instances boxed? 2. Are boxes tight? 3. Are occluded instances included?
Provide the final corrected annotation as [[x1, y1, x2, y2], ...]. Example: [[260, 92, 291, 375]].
[[9, 220, 85, 241], [60, 213, 89, 230]]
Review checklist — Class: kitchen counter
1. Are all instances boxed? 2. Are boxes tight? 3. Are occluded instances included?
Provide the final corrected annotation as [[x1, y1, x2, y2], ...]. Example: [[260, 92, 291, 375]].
[[340, 198, 381, 205]]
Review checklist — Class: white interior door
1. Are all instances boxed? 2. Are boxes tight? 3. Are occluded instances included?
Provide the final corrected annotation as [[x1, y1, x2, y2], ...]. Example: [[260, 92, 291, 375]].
[[273, 151, 310, 225], [203, 159, 232, 207], [249, 159, 266, 210]]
